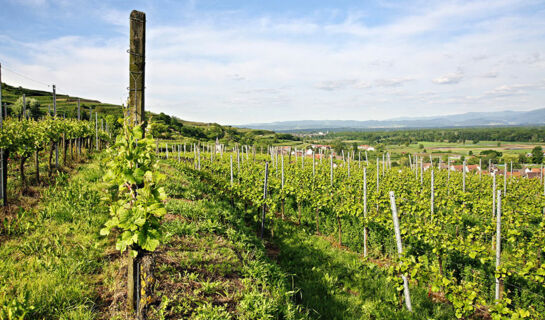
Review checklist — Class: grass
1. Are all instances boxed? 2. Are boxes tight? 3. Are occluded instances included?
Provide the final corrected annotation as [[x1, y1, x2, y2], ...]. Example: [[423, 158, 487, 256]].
[[0, 156, 111, 319], [125, 161, 308, 319], [270, 222, 455, 319]]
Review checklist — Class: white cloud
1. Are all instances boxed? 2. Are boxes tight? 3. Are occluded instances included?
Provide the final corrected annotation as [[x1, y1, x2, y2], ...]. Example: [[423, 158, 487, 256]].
[[432, 72, 464, 84], [315, 79, 358, 91], [375, 77, 413, 87], [2, 0, 545, 124]]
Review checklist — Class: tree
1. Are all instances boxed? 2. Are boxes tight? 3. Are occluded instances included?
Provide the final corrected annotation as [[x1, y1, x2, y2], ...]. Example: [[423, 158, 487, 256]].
[[150, 122, 169, 138], [332, 139, 347, 154], [532, 146, 543, 164], [28, 99, 44, 119], [519, 153, 527, 164]]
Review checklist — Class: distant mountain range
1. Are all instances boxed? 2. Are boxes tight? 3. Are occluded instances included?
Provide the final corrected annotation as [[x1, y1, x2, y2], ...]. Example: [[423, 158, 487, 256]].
[[241, 108, 545, 132]]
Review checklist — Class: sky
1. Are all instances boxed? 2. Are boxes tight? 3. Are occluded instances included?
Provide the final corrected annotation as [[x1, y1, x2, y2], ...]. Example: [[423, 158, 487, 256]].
[[0, 0, 544, 125]]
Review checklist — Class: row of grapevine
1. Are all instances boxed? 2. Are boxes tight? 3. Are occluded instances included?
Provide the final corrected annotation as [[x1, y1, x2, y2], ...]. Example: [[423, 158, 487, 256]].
[[168, 147, 545, 319], [0, 115, 110, 203], [101, 117, 166, 319]]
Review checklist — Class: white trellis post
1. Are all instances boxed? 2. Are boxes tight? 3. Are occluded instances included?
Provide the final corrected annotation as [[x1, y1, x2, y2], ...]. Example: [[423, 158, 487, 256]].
[[463, 160, 466, 192], [495, 190, 502, 301], [431, 168, 434, 221], [492, 173, 496, 217], [363, 167, 368, 257], [230, 155, 233, 186], [389, 191, 413, 312]]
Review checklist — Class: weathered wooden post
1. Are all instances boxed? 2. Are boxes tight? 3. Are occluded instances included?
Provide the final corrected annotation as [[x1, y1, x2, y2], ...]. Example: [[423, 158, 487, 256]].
[[95, 112, 98, 151], [77, 99, 81, 157], [53, 84, 58, 169], [127, 10, 152, 319], [129, 10, 146, 129], [0, 63, 5, 206], [22, 94, 26, 119]]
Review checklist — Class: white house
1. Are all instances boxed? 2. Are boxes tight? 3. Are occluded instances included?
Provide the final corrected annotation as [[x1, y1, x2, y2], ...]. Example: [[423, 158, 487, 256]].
[[357, 145, 375, 151]]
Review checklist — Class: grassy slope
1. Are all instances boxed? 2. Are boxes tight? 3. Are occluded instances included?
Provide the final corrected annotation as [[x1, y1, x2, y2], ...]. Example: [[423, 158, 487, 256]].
[[144, 161, 307, 319], [0, 153, 307, 319], [1, 82, 122, 118], [0, 156, 110, 319], [272, 223, 455, 319]]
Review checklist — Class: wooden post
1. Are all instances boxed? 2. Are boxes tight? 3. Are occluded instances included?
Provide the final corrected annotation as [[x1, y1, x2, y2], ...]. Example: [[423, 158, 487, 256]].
[[95, 112, 98, 151], [53, 85, 58, 169], [77, 99, 81, 157], [260, 162, 269, 240], [389, 191, 413, 312], [129, 10, 146, 128], [22, 94, 26, 119], [0, 63, 4, 206]]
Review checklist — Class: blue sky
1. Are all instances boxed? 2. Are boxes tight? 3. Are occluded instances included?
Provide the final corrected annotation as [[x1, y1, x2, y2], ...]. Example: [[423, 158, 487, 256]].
[[1, 0, 544, 125]]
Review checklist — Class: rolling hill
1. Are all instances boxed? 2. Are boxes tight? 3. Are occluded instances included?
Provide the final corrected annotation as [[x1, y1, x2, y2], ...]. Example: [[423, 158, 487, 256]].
[[241, 108, 545, 132]]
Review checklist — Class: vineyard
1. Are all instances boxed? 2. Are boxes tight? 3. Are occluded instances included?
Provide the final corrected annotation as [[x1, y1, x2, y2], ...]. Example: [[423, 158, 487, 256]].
[[158, 145, 545, 319], [1, 115, 545, 319], [2, 4, 545, 320], [0, 115, 110, 205]]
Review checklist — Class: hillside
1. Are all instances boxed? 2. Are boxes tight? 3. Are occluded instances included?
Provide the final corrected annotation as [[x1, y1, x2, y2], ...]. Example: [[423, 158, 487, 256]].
[[241, 108, 545, 131], [0, 82, 300, 146]]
